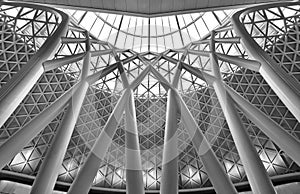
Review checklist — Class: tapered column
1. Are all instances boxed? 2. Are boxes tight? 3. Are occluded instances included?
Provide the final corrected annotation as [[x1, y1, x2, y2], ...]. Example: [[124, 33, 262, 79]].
[[31, 82, 89, 194], [160, 89, 179, 194], [0, 83, 80, 169], [125, 90, 145, 194], [30, 51, 91, 194], [0, 8, 69, 128], [209, 30, 276, 193], [67, 89, 130, 194], [213, 81, 276, 194], [176, 91, 238, 194], [225, 84, 300, 166], [165, 41, 237, 194]]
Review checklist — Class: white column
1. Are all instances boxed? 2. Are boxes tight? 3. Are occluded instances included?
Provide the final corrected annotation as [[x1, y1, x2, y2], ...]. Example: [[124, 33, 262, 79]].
[[209, 29, 276, 193], [125, 90, 145, 194], [30, 51, 91, 194], [160, 89, 179, 194], [213, 81, 276, 194]]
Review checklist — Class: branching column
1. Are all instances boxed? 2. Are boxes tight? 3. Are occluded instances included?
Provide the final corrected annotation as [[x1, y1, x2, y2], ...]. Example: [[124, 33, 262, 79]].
[[160, 89, 179, 194], [210, 31, 276, 194], [30, 50, 91, 194], [125, 90, 145, 194]]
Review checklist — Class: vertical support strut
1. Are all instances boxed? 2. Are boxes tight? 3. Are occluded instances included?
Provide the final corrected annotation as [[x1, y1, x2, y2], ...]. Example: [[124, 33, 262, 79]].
[[125, 90, 145, 194], [209, 31, 276, 194], [160, 89, 179, 194], [0, 8, 69, 128], [67, 89, 130, 194], [30, 49, 91, 194]]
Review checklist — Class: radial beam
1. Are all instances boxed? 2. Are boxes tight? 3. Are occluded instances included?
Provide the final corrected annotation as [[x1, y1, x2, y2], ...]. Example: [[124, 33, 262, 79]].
[[43, 53, 85, 71], [0, 83, 80, 169], [30, 51, 91, 194], [125, 90, 145, 194], [187, 50, 211, 57], [67, 89, 130, 194], [0, 7, 70, 128], [86, 63, 119, 85], [160, 89, 179, 194], [216, 53, 261, 72], [181, 63, 216, 84], [225, 84, 300, 166]]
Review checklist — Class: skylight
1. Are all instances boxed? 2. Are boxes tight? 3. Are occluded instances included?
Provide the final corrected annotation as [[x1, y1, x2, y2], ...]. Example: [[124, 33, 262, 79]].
[[61, 9, 234, 52]]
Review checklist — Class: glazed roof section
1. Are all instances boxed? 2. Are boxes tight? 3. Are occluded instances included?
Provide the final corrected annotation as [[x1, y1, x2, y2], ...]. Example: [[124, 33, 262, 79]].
[[63, 8, 233, 52]]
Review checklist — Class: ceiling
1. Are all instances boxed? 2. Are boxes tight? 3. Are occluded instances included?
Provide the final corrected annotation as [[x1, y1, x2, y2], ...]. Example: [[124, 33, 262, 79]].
[[8, 0, 287, 16]]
